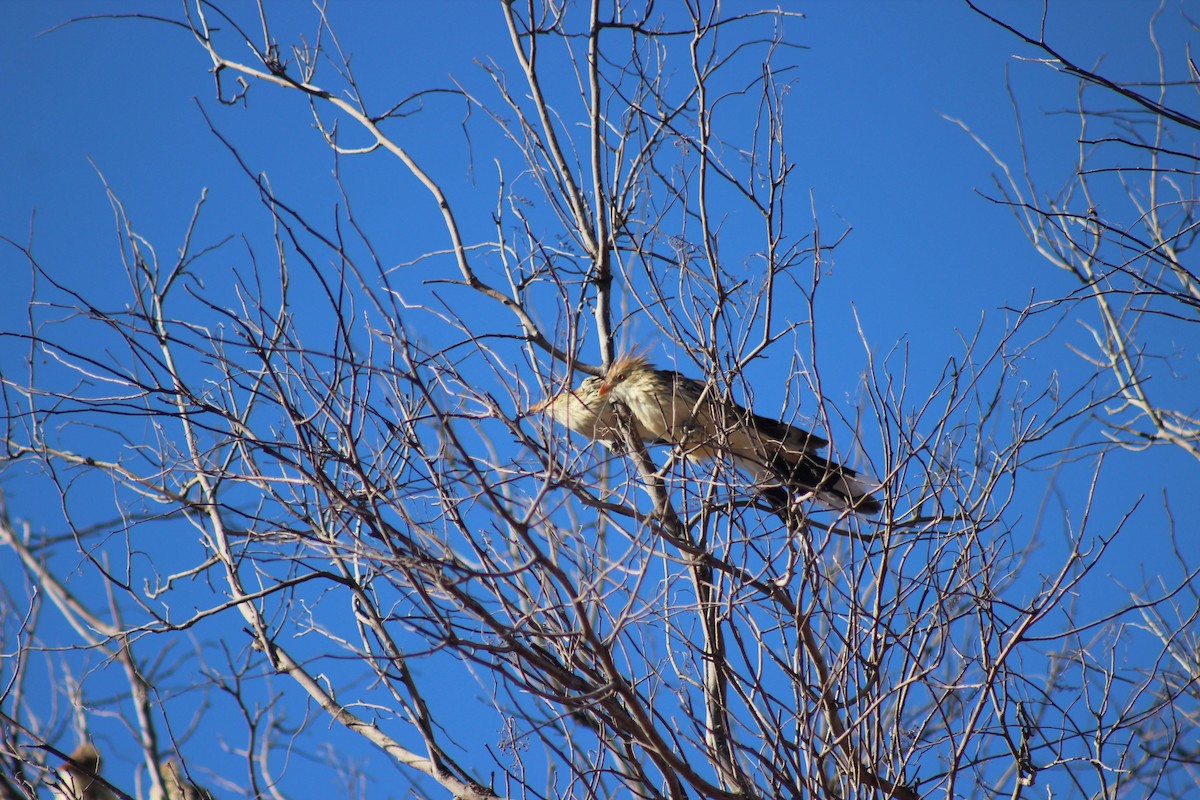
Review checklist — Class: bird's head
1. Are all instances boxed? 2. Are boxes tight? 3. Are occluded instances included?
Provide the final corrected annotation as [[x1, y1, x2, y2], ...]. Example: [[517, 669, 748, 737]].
[[530, 375, 605, 415], [599, 353, 651, 396]]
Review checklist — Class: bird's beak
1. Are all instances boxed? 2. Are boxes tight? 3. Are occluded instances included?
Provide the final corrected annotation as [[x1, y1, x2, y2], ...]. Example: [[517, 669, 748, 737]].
[[596, 381, 611, 396], [529, 397, 551, 414]]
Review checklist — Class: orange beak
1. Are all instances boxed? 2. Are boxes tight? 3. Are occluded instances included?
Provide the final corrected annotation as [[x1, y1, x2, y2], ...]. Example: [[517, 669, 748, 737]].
[[597, 381, 612, 396]]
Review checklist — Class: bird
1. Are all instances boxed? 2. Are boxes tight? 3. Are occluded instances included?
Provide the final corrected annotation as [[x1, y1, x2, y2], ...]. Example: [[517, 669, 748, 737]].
[[53, 743, 112, 800], [593, 353, 881, 515], [151, 759, 215, 800]]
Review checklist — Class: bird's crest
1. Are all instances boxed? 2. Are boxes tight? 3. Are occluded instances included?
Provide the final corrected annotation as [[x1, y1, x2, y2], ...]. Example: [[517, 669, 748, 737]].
[[607, 351, 652, 380]]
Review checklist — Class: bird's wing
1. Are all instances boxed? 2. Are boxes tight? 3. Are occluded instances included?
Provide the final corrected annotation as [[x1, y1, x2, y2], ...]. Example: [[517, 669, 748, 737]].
[[653, 373, 721, 458], [675, 379, 828, 464], [744, 411, 829, 452], [676, 381, 879, 514]]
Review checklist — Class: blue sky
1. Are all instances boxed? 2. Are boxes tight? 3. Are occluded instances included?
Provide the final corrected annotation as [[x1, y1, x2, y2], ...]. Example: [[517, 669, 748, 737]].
[[2, 2, 1197, 798], [0, 1, 1167, 338]]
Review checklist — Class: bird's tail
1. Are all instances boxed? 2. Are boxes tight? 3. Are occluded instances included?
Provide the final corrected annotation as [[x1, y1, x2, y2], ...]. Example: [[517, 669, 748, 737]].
[[740, 453, 881, 516], [784, 451, 882, 515]]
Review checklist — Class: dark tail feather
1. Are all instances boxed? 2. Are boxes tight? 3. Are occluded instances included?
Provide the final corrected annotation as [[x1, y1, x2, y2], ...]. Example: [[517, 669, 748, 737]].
[[769, 452, 881, 516], [757, 485, 793, 519]]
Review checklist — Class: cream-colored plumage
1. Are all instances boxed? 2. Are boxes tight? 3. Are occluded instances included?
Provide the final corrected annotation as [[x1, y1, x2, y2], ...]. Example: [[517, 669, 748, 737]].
[[532, 375, 657, 444], [53, 743, 112, 800], [598, 354, 880, 515], [531, 377, 617, 441], [151, 760, 215, 800]]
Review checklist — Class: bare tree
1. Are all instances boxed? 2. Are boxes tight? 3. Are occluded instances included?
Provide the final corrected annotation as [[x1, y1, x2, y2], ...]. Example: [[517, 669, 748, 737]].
[[1, 2, 1196, 799], [954, 2, 1200, 796], [962, 1, 1200, 460]]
